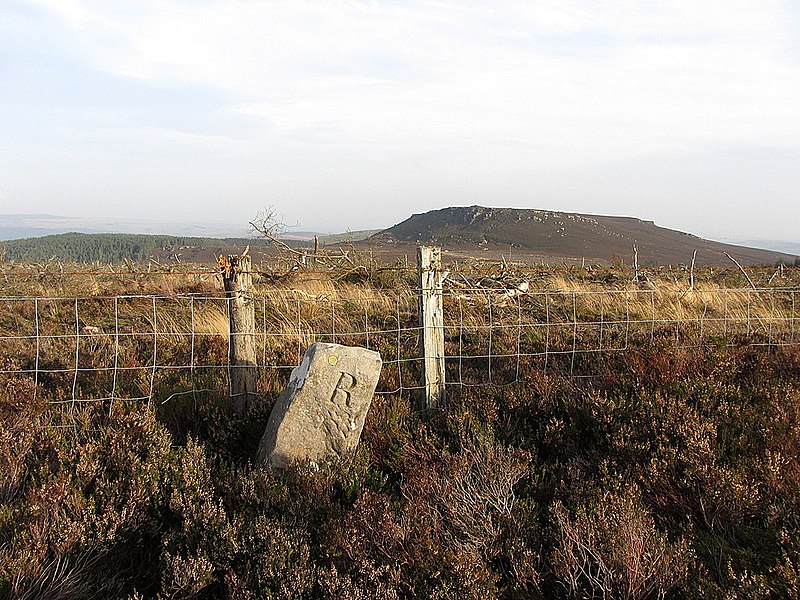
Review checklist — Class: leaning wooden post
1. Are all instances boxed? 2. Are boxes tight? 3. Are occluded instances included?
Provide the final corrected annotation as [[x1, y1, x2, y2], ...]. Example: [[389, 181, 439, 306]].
[[219, 250, 257, 414], [417, 246, 446, 410]]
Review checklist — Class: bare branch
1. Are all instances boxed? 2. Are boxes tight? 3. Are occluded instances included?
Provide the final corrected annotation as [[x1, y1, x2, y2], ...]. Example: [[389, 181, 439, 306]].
[[249, 208, 308, 258], [724, 253, 756, 290]]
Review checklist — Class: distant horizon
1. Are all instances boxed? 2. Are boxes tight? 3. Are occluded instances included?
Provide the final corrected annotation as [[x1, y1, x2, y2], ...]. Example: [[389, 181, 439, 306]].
[[2, 207, 799, 256]]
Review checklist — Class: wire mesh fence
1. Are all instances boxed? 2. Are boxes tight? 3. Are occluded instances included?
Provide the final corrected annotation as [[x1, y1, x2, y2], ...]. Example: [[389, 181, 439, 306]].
[[0, 284, 797, 425], [444, 286, 797, 386]]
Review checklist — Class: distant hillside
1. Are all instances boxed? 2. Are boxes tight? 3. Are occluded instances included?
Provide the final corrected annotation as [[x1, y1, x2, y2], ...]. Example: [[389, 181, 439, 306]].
[[4, 212, 796, 268], [371, 206, 798, 267], [728, 239, 800, 256], [0, 214, 250, 240], [319, 230, 382, 244], [0, 213, 377, 244]]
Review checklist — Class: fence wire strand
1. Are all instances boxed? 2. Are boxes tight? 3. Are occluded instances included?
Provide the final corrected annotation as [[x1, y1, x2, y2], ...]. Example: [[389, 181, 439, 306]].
[[1, 285, 798, 426]]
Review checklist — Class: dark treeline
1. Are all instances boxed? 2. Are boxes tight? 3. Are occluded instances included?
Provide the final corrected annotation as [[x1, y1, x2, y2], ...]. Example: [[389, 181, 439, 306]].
[[0, 233, 280, 263]]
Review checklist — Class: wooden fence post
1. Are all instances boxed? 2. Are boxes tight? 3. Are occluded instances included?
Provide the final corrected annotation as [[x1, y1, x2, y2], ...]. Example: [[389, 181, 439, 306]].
[[417, 246, 445, 410], [219, 251, 257, 414]]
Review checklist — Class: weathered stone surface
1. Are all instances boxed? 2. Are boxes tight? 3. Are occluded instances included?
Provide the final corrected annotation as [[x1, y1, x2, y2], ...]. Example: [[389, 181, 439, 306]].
[[257, 343, 382, 469]]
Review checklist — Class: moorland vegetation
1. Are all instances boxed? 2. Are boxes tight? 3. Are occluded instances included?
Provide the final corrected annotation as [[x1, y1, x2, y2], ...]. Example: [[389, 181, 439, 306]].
[[1, 259, 799, 598]]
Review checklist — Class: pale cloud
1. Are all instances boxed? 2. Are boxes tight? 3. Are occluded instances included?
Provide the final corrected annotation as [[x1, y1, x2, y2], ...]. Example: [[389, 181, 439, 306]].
[[24, 0, 92, 28], [27, 6, 796, 94], [47, 1, 795, 149]]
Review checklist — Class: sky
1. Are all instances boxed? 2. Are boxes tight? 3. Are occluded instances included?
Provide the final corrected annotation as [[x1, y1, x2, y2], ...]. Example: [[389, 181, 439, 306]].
[[2, 0, 799, 241]]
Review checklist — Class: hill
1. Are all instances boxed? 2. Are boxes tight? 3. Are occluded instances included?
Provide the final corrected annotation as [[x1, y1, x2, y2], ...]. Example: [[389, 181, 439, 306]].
[[370, 206, 798, 266], [4, 209, 797, 268]]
